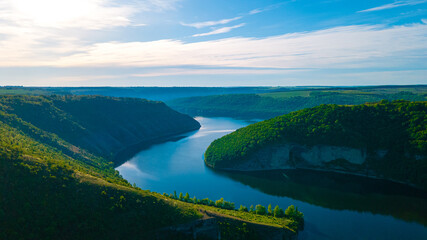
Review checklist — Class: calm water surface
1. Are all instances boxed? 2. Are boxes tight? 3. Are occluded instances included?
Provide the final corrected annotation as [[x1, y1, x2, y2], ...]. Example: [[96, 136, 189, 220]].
[[117, 117, 427, 240]]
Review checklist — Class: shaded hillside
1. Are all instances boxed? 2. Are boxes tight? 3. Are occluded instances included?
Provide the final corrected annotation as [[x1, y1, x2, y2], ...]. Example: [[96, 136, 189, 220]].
[[0, 95, 299, 239], [168, 86, 427, 119], [0, 105, 200, 239], [0, 95, 201, 164], [205, 100, 427, 189]]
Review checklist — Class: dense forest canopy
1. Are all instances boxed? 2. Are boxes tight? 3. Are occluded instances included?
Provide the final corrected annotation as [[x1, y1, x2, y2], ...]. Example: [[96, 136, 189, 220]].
[[0, 95, 200, 163], [0, 95, 203, 239], [205, 100, 427, 189]]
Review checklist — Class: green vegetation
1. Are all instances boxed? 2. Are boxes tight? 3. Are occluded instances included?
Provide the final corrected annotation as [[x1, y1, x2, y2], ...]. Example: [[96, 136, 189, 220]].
[[0, 95, 202, 239], [168, 85, 427, 119], [0, 111, 199, 239], [0, 86, 287, 101], [0, 94, 300, 239], [163, 192, 304, 232], [0, 95, 200, 164], [205, 100, 427, 189]]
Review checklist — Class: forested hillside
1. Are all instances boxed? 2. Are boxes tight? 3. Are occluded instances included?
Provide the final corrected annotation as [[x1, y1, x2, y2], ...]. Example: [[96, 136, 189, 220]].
[[0, 95, 299, 239], [0, 95, 201, 164], [0, 95, 203, 239], [205, 100, 427, 189], [169, 86, 427, 119]]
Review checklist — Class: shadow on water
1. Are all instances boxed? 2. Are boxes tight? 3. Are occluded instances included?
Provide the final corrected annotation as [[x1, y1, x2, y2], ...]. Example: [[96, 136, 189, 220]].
[[209, 168, 427, 225], [114, 133, 193, 167]]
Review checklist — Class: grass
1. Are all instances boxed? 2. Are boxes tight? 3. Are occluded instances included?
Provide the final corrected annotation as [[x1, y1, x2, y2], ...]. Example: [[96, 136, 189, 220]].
[[157, 192, 299, 232], [195, 205, 294, 230]]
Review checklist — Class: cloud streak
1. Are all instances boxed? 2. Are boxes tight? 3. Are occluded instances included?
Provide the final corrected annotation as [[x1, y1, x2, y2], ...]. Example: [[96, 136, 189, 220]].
[[21, 23, 422, 71], [249, 1, 293, 15], [192, 23, 245, 37], [181, 16, 242, 29], [358, 0, 427, 13]]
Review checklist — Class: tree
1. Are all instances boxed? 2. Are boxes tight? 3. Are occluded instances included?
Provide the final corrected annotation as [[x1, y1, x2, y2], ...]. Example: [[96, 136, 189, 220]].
[[215, 198, 224, 208], [239, 205, 248, 212], [179, 192, 183, 200], [285, 205, 296, 217], [273, 205, 284, 218], [285, 205, 303, 221], [184, 193, 190, 202], [255, 204, 266, 215], [268, 204, 272, 216], [249, 205, 254, 213], [173, 190, 177, 199]]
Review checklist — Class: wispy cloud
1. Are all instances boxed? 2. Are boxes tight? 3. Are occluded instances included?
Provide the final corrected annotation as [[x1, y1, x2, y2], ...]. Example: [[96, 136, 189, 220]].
[[131, 68, 292, 77], [181, 16, 242, 29], [184, 1, 292, 37], [358, 0, 427, 13], [131, 23, 148, 27], [249, 1, 293, 15], [31, 23, 424, 71], [192, 23, 245, 37]]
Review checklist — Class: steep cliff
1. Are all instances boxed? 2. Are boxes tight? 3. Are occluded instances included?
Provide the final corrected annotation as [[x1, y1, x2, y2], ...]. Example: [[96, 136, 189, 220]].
[[205, 100, 427, 189]]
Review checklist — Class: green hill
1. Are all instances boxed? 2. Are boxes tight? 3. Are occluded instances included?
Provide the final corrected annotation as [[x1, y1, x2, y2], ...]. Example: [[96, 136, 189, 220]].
[[205, 100, 427, 189], [0, 95, 201, 165], [0, 95, 299, 239], [168, 86, 427, 119]]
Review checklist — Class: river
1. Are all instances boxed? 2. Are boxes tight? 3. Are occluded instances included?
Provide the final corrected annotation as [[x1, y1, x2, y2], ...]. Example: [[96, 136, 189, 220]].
[[116, 117, 427, 240]]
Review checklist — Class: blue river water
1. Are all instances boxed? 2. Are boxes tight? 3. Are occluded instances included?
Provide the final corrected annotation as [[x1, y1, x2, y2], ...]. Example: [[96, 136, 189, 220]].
[[116, 117, 427, 240]]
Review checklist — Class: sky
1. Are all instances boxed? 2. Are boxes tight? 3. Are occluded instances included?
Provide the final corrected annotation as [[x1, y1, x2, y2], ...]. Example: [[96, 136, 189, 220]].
[[0, 0, 426, 86]]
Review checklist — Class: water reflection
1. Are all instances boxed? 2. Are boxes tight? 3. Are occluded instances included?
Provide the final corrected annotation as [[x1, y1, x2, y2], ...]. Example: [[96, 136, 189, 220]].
[[212, 169, 427, 225]]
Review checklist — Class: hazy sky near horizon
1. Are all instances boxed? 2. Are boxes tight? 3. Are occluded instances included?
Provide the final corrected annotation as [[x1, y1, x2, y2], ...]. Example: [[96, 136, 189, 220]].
[[0, 0, 426, 86]]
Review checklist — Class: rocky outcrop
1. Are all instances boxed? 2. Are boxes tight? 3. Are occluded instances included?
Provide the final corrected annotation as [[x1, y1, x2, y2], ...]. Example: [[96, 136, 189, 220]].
[[223, 143, 387, 177]]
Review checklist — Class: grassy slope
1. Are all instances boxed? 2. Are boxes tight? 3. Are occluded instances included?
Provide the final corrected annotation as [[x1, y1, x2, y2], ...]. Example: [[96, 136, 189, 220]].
[[168, 86, 427, 119], [205, 100, 427, 189], [0, 95, 297, 239]]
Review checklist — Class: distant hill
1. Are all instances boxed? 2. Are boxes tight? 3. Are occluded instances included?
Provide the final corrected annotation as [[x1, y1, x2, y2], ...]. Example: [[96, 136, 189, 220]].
[[205, 100, 427, 189], [168, 85, 427, 119], [0, 86, 292, 101]]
